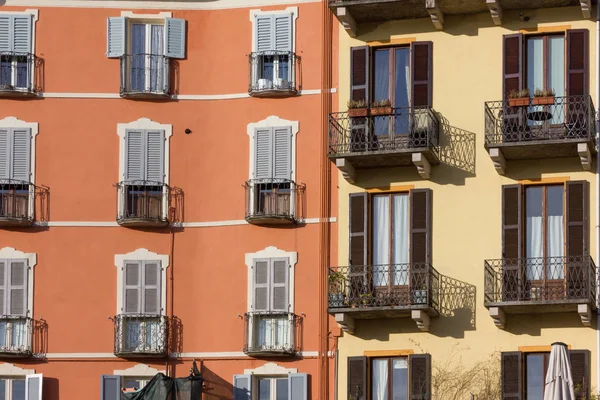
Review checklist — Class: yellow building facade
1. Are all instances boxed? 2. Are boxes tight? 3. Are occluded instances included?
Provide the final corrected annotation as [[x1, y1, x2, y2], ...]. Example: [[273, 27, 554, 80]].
[[328, 2, 598, 399]]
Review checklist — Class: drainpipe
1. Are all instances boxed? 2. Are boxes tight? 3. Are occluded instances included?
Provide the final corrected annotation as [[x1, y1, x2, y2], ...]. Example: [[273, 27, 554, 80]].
[[596, 1, 599, 391]]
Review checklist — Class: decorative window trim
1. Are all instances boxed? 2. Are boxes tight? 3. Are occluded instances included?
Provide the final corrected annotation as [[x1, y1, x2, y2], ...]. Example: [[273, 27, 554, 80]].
[[114, 248, 169, 315], [0, 117, 39, 185], [120, 11, 172, 19], [0, 247, 36, 318], [244, 246, 297, 312], [113, 364, 165, 376], [246, 115, 299, 181], [249, 7, 298, 53], [243, 362, 297, 375], [0, 363, 34, 376]]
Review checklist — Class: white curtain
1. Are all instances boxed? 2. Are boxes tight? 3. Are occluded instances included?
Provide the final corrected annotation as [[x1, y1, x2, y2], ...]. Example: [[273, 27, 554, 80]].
[[11, 320, 26, 349], [150, 25, 165, 91], [373, 196, 390, 287], [526, 187, 543, 280], [547, 186, 565, 279], [548, 36, 565, 125], [372, 359, 389, 400], [527, 37, 544, 127], [258, 317, 287, 349], [393, 194, 409, 285]]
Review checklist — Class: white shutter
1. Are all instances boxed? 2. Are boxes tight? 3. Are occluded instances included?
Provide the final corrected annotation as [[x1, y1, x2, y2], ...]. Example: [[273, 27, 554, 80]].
[[100, 375, 121, 400], [288, 373, 308, 400], [254, 128, 273, 179], [165, 18, 186, 59], [0, 261, 6, 316], [253, 260, 269, 311], [123, 261, 141, 314], [0, 15, 11, 53], [273, 126, 292, 180], [255, 14, 274, 52], [145, 130, 164, 183], [8, 260, 27, 316], [124, 130, 144, 182], [274, 14, 292, 52], [12, 15, 32, 54], [233, 374, 251, 400], [142, 261, 161, 314], [106, 17, 126, 58], [11, 128, 31, 182], [270, 258, 288, 312], [25, 374, 42, 400], [0, 129, 9, 180]]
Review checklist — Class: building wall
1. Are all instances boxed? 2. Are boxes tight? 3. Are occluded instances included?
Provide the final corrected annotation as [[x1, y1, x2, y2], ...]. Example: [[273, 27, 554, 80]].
[[335, 6, 597, 399]]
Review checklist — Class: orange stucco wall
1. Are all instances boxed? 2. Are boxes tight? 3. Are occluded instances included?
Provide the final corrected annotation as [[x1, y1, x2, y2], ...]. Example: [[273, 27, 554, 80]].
[[0, 2, 338, 399]]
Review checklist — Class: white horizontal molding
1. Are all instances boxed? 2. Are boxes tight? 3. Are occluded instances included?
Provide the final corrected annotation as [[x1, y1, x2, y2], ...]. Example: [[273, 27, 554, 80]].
[[1, 0, 320, 10], [43, 351, 321, 359]]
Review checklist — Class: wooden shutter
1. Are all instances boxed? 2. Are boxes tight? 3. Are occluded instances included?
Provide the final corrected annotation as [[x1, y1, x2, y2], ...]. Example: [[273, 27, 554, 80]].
[[288, 373, 308, 400], [0, 15, 10, 53], [503, 34, 523, 100], [253, 259, 269, 311], [25, 374, 42, 400], [274, 14, 292, 52], [350, 46, 369, 103], [125, 130, 144, 182], [567, 29, 589, 97], [165, 18, 186, 59], [410, 189, 432, 265], [410, 354, 431, 400], [347, 356, 367, 400], [233, 374, 251, 400], [411, 41, 433, 107], [254, 128, 273, 179], [11, 128, 31, 182], [273, 126, 292, 180], [0, 261, 5, 316], [255, 15, 274, 52], [143, 261, 161, 314], [271, 258, 288, 312], [501, 351, 522, 400], [12, 15, 32, 54], [106, 17, 126, 58], [502, 185, 522, 301], [0, 129, 9, 180], [100, 375, 121, 400], [123, 261, 141, 314], [349, 193, 368, 265], [8, 260, 27, 316], [570, 350, 590, 399], [566, 180, 589, 257], [145, 130, 165, 183]]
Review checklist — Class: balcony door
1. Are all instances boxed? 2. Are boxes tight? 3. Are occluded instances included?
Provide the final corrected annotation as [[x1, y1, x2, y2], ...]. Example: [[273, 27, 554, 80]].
[[130, 23, 165, 93]]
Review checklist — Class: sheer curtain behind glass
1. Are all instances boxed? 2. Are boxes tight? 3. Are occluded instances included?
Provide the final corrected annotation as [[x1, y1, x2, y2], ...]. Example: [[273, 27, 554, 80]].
[[150, 25, 165, 92], [546, 186, 564, 279], [526, 187, 543, 280], [257, 316, 288, 350], [372, 359, 389, 400], [131, 24, 146, 92], [548, 36, 565, 124], [394, 48, 410, 135], [374, 49, 390, 136], [393, 194, 409, 285], [373, 195, 390, 287], [527, 38, 544, 127]]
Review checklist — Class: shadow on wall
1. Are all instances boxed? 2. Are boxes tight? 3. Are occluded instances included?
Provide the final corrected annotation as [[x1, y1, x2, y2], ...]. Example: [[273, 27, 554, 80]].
[[201, 365, 234, 400], [503, 157, 596, 181], [432, 114, 476, 186], [429, 275, 477, 338], [170, 316, 183, 355], [33, 318, 48, 358], [42, 377, 59, 400], [503, 311, 595, 336]]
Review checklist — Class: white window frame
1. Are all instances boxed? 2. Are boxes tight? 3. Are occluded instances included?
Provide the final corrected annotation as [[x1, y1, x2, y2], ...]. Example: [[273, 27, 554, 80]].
[[0, 9, 38, 90], [0, 247, 35, 319], [0, 363, 38, 400], [249, 7, 298, 54], [243, 362, 298, 400]]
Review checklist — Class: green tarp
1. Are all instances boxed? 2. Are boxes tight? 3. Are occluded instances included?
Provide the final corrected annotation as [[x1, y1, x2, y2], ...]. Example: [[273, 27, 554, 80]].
[[122, 373, 203, 400]]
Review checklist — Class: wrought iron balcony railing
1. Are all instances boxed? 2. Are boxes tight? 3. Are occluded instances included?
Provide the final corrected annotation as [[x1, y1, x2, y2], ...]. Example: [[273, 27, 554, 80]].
[[328, 106, 439, 156], [120, 54, 170, 97], [116, 181, 170, 227], [114, 314, 168, 357], [0, 179, 41, 226], [243, 312, 301, 356], [249, 51, 298, 97], [244, 178, 305, 225], [0, 52, 38, 96], [328, 263, 440, 312], [0, 316, 33, 357], [484, 256, 597, 306], [484, 95, 595, 146]]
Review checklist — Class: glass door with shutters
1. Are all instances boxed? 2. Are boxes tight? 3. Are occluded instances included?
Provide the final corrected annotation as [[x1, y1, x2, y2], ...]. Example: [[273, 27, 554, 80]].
[[130, 23, 165, 93], [525, 185, 565, 300], [371, 193, 409, 305], [371, 357, 409, 400]]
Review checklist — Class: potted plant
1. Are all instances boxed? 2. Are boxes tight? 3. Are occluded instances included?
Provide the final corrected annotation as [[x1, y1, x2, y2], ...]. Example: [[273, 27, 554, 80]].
[[359, 292, 373, 307], [370, 99, 393, 116], [347, 99, 368, 117], [508, 88, 530, 107], [328, 271, 346, 307], [532, 88, 555, 105]]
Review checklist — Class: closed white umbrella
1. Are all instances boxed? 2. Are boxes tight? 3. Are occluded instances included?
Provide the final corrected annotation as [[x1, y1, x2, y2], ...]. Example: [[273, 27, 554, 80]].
[[543, 342, 575, 400]]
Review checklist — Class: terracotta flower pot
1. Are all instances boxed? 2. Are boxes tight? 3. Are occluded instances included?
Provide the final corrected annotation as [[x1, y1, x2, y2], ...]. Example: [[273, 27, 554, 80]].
[[370, 106, 393, 116], [348, 108, 368, 117], [509, 97, 530, 107], [532, 96, 555, 106]]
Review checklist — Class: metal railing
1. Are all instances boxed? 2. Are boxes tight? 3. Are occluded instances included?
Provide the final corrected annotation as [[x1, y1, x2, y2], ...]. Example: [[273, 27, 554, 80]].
[[120, 54, 170, 96], [243, 312, 301, 355], [0, 316, 33, 356], [484, 256, 596, 305], [0, 179, 36, 223], [328, 263, 440, 310], [248, 51, 297, 95], [0, 52, 38, 94], [244, 178, 304, 222], [116, 181, 170, 225], [484, 95, 596, 145], [113, 314, 169, 356], [328, 106, 439, 155]]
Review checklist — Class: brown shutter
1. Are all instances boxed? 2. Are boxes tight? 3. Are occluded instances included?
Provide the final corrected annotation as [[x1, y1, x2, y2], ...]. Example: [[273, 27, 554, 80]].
[[409, 353, 431, 400], [566, 180, 589, 257], [502, 34, 523, 100], [347, 356, 367, 400], [567, 29, 589, 97], [409, 188, 432, 265], [502, 184, 522, 301], [350, 46, 370, 103], [570, 349, 590, 399], [411, 41, 433, 107], [501, 351, 522, 400], [349, 193, 369, 303]]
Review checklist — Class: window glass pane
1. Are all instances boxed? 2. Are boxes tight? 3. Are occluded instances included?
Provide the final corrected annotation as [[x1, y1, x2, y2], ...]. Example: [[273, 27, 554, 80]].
[[391, 358, 409, 400], [547, 186, 565, 278], [131, 24, 147, 92], [373, 196, 390, 287], [392, 194, 409, 285], [0, 379, 6, 399], [527, 37, 544, 94], [277, 54, 290, 81], [0, 322, 7, 349], [124, 379, 143, 390], [276, 379, 289, 400], [11, 320, 26, 349], [374, 49, 390, 136], [526, 354, 545, 400], [258, 378, 270, 400], [257, 316, 288, 350], [526, 187, 543, 281], [372, 358, 389, 400], [149, 25, 164, 91], [12, 379, 25, 400], [394, 47, 410, 134], [548, 36, 565, 124]]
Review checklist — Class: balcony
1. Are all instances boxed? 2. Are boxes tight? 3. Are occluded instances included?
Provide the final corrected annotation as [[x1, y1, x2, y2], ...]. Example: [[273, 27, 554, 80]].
[[0, 316, 33, 358], [328, 107, 439, 181], [113, 314, 168, 358], [484, 256, 597, 329], [243, 312, 301, 357], [244, 179, 305, 225], [116, 181, 170, 228], [248, 51, 297, 98], [0, 180, 38, 227], [120, 54, 170, 99], [328, 263, 440, 332], [0, 52, 38, 97], [484, 96, 596, 174]]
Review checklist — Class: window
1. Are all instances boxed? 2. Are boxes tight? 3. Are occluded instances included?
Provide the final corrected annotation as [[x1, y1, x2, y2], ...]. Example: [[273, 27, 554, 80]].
[[0, 14, 34, 92], [0, 128, 32, 220], [257, 377, 288, 400], [371, 357, 408, 400], [0, 374, 42, 400], [233, 365, 307, 400], [0, 259, 29, 353], [525, 352, 549, 400], [122, 377, 151, 393]]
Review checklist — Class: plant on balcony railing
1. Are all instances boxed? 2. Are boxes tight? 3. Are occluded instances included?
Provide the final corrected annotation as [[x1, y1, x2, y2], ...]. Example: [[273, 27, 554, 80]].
[[0, 316, 33, 356], [532, 88, 556, 105], [483, 256, 597, 305], [328, 106, 439, 155], [248, 51, 298, 95], [508, 88, 530, 107], [327, 263, 440, 310], [243, 312, 301, 355], [244, 178, 305, 222], [0, 179, 49, 225], [484, 95, 595, 145], [0, 52, 40, 94], [120, 54, 170, 96], [116, 181, 171, 225], [113, 314, 169, 356]]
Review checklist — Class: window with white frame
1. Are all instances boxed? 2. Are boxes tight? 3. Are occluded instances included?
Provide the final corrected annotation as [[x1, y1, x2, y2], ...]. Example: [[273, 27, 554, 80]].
[[107, 15, 186, 94], [233, 363, 307, 400], [0, 127, 33, 220], [0, 373, 42, 400], [0, 259, 30, 353], [0, 12, 35, 92]]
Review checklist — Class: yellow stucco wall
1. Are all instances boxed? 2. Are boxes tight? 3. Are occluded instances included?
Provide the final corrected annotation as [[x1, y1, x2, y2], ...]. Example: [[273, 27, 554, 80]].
[[335, 6, 598, 398]]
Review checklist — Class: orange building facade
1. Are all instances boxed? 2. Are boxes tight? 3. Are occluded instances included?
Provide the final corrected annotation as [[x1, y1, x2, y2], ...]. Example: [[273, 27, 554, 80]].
[[0, 1, 337, 399]]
